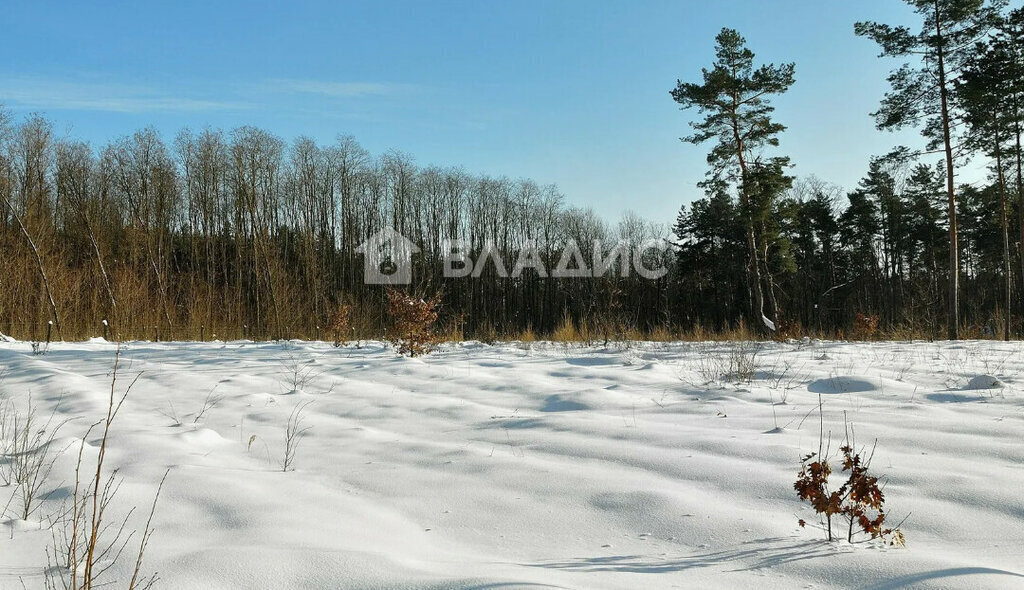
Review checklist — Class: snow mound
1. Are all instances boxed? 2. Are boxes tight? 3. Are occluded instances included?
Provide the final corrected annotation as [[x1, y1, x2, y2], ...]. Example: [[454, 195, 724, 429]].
[[178, 428, 230, 448], [0, 331, 14, 343], [965, 375, 1004, 390], [807, 376, 879, 394]]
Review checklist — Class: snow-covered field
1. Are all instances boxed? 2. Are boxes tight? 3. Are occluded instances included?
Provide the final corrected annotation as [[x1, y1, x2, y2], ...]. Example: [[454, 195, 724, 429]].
[[1, 338, 1022, 589]]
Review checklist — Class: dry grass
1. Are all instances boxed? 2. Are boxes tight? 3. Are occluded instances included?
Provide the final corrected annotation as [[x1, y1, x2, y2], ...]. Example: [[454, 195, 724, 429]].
[[46, 345, 168, 590], [517, 326, 538, 342], [550, 315, 580, 342]]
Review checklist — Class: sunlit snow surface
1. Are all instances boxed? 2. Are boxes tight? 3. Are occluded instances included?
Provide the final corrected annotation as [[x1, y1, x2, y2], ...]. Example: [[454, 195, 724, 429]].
[[1, 339, 1022, 589]]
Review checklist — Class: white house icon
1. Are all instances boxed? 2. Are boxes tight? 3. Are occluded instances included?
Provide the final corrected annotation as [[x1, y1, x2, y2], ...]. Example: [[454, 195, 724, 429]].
[[355, 228, 421, 285]]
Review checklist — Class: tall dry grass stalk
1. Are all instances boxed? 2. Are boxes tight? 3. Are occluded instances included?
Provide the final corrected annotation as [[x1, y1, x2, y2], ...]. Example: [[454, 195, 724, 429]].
[[47, 346, 168, 590]]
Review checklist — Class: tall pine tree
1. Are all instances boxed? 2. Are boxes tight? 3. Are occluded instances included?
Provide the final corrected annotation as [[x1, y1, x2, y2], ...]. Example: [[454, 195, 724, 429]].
[[959, 36, 1015, 338], [856, 0, 1005, 339], [671, 28, 795, 333], [996, 8, 1024, 318]]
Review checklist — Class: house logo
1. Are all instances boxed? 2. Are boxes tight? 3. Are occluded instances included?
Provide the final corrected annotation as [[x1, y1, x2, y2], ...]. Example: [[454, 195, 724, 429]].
[[355, 228, 420, 285]]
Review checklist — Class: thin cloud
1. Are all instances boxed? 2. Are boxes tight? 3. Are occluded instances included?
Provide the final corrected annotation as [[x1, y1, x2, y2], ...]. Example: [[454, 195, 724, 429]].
[[0, 76, 252, 113], [268, 79, 417, 98], [0, 75, 419, 115]]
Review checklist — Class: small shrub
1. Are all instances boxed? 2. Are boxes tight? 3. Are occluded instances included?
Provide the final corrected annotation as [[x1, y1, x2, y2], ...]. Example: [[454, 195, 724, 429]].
[[1, 396, 69, 520], [690, 343, 724, 384], [385, 289, 441, 357], [795, 407, 903, 545], [683, 342, 759, 385], [329, 303, 353, 347], [796, 444, 897, 543], [278, 352, 325, 393], [725, 342, 760, 382], [851, 313, 880, 341]]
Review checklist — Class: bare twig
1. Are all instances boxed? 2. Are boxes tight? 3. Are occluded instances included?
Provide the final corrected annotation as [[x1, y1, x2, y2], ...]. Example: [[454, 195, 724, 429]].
[[281, 401, 313, 472]]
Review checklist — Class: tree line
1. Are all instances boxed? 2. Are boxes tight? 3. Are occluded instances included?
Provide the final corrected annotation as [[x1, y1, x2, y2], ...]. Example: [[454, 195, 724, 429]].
[[0, 115, 670, 341], [673, 1, 1024, 340], [2, 0, 1022, 342]]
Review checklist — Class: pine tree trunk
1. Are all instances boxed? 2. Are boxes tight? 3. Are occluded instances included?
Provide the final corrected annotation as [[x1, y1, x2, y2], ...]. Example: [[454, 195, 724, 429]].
[[996, 137, 1011, 341], [730, 100, 771, 335], [935, 1, 960, 340], [759, 220, 780, 323], [1014, 114, 1024, 326]]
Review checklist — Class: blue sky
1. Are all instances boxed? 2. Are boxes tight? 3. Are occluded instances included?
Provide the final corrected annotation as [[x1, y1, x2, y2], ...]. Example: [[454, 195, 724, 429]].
[[0, 0, 927, 223]]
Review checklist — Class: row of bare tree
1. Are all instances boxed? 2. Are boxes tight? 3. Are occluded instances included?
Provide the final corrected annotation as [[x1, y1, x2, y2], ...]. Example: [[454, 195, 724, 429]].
[[0, 112, 670, 341]]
